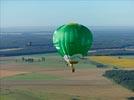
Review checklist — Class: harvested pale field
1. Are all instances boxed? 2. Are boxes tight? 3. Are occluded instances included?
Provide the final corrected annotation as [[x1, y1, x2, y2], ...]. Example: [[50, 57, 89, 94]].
[[90, 56, 134, 68], [1, 66, 133, 100], [0, 70, 28, 78], [0, 55, 134, 100]]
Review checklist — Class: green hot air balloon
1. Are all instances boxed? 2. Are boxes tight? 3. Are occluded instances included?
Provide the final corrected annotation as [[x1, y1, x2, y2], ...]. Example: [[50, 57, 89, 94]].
[[53, 23, 93, 72]]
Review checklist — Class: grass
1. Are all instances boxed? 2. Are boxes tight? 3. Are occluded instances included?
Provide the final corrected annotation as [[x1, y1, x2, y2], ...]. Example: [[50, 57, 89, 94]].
[[29, 53, 95, 68], [90, 56, 134, 68], [1, 54, 134, 100], [1, 72, 63, 80], [15, 53, 96, 69], [16, 53, 69, 68], [0, 89, 41, 100], [0, 88, 91, 100]]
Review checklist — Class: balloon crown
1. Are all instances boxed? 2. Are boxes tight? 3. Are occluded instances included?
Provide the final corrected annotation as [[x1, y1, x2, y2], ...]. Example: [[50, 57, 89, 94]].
[[66, 22, 79, 26]]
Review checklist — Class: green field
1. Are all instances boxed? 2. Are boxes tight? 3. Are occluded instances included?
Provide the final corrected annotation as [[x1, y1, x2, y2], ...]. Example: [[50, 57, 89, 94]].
[[3, 53, 96, 69], [1, 89, 70, 100], [0, 88, 95, 100], [0, 53, 134, 100], [1, 72, 63, 80]]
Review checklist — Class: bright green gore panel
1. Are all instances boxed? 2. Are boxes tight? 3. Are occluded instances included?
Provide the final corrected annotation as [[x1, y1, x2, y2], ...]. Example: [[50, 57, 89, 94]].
[[53, 23, 93, 57]]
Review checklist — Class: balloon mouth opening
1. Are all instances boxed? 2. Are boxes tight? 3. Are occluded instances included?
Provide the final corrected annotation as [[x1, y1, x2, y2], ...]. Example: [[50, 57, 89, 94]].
[[69, 61, 78, 64], [63, 54, 82, 65]]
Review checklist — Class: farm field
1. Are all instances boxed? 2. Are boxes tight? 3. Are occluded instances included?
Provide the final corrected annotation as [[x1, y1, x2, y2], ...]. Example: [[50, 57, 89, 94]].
[[90, 56, 134, 68], [0, 53, 134, 100]]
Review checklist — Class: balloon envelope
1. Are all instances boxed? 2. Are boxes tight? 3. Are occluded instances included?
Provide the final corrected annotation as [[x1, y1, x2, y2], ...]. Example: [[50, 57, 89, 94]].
[[53, 23, 93, 63]]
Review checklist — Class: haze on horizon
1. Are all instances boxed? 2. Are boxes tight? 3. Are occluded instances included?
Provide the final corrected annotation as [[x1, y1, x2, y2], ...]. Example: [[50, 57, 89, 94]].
[[0, 0, 134, 28]]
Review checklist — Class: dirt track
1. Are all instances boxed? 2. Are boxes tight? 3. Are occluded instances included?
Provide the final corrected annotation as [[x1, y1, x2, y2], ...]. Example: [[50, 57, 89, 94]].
[[0, 70, 28, 78]]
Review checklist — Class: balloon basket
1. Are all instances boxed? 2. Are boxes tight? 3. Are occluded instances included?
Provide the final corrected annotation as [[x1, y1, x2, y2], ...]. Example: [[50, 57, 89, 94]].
[[69, 61, 78, 73]]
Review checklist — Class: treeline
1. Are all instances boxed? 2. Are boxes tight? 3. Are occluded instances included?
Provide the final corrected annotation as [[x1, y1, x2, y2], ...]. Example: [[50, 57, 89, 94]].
[[90, 60, 108, 68], [103, 70, 134, 91], [21, 57, 45, 62]]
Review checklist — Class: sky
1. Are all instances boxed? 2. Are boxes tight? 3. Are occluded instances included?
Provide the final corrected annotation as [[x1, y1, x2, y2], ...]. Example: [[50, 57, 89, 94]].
[[0, 0, 134, 28]]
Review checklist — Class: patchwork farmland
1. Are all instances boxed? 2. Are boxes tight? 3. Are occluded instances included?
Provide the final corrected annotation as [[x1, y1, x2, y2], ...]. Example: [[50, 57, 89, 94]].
[[0, 53, 134, 100]]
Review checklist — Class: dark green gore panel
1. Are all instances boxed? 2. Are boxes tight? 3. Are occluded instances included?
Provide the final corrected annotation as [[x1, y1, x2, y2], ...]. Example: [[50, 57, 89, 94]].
[[53, 23, 93, 57]]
